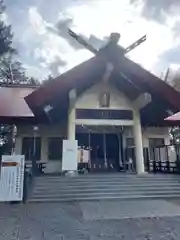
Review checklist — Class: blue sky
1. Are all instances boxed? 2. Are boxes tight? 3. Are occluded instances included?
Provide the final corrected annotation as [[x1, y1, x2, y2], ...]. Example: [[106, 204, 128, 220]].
[[4, 0, 180, 81]]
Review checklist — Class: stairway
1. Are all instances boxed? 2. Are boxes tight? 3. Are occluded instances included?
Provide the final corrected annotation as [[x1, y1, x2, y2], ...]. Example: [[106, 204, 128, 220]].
[[29, 173, 180, 202]]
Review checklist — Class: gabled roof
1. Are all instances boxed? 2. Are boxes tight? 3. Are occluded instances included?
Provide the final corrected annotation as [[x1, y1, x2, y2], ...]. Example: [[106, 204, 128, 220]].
[[25, 44, 180, 119], [0, 44, 180, 126], [25, 55, 107, 110], [99, 44, 180, 109]]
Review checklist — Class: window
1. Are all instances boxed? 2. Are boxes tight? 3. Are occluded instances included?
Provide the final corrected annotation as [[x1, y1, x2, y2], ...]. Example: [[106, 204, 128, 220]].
[[48, 137, 63, 160], [22, 137, 41, 161], [149, 138, 165, 148], [99, 92, 110, 107], [76, 109, 133, 120], [149, 138, 165, 161]]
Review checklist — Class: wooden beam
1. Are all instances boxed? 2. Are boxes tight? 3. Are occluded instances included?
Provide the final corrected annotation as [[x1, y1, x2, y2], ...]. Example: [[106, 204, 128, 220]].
[[133, 93, 151, 109], [102, 62, 114, 82]]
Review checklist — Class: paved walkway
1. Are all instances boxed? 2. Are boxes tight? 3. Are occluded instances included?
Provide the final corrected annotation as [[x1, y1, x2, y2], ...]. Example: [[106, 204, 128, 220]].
[[81, 199, 180, 220], [1, 199, 180, 239]]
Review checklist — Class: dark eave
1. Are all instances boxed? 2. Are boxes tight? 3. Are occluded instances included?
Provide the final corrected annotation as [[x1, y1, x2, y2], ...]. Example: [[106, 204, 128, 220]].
[[102, 44, 180, 111], [24, 44, 180, 125], [25, 55, 107, 115], [0, 116, 36, 124]]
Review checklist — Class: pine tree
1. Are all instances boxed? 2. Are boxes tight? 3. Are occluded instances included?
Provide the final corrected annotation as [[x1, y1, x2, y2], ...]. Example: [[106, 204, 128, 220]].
[[0, 0, 39, 85], [167, 70, 180, 145], [0, 1, 40, 155], [0, 58, 40, 85], [43, 74, 54, 85], [0, 0, 15, 57]]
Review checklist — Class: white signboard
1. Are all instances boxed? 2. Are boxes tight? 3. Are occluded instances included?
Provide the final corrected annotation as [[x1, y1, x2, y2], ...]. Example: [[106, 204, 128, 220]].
[[0, 155, 25, 202], [62, 140, 78, 171], [78, 149, 90, 163], [83, 150, 90, 163]]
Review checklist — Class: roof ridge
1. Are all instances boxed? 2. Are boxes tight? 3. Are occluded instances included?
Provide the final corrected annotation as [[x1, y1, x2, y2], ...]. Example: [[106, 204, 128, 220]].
[[0, 83, 40, 88]]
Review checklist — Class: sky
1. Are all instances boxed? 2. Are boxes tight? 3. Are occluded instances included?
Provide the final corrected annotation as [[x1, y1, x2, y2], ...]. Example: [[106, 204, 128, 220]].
[[4, 0, 180, 81]]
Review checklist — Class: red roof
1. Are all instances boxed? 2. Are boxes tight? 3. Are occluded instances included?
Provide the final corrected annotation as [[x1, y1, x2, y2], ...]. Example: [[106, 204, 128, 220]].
[[0, 86, 35, 118], [165, 112, 180, 121]]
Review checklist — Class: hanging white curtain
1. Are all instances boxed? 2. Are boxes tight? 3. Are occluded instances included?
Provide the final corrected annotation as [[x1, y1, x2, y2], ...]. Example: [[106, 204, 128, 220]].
[[103, 131, 107, 168]]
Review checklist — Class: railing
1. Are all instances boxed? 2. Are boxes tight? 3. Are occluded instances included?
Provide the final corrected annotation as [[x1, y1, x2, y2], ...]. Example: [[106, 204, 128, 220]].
[[125, 145, 180, 174], [146, 145, 179, 174], [22, 165, 33, 203], [23, 157, 48, 203]]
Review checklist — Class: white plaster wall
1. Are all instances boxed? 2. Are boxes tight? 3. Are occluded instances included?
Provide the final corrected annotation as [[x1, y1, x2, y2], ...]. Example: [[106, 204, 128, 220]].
[[142, 127, 171, 147], [75, 82, 133, 110], [123, 126, 170, 147], [75, 82, 135, 126], [15, 123, 67, 173]]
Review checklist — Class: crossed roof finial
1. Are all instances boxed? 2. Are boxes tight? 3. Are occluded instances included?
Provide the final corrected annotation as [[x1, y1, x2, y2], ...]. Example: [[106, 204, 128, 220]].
[[68, 29, 146, 55], [109, 32, 121, 45]]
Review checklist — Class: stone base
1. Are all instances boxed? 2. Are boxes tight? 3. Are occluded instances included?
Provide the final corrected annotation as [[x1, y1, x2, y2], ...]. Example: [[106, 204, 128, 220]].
[[136, 171, 148, 175], [64, 170, 78, 177]]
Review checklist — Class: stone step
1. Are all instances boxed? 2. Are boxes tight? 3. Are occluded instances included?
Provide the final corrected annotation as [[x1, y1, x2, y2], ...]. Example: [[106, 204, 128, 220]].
[[32, 191, 180, 199], [35, 175, 180, 182], [29, 174, 180, 202], [35, 183, 180, 190], [36, 173, 180, 178], [29, 193, 180, 203], [37, 174, 179, 181], [33, 183, 180, 191], [33, 186, 180, 194], [35, 181, 180, 187], [35, 177, 180, 183], [38, 175, 177, 179], [33, 191, 180, 198]]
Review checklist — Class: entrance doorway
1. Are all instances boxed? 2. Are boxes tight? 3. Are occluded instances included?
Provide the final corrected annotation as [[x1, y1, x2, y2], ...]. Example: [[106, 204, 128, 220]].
[[46, 137, 63, 173], [76, 125, 124, 172]]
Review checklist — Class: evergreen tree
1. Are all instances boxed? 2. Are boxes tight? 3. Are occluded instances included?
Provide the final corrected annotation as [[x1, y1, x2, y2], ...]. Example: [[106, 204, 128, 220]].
[[167, 70, 180, 145], [0, 58, 40, 85], [42, 74, 54, 85], [0, 58, 26, 84], [0, 1, 40, 155], [28, 76, 40, 85], [0, 0, 15, 57], [0, 0, 39, 86]]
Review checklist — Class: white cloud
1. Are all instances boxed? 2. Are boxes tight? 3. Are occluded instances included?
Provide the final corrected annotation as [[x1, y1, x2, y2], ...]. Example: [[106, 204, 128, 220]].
[[10, 0, 180, 80], [61, 49, 93, 73], [127, 19, 177, 71], [170, 63, 180, 71], [29, 7, 46, 35], [24, 63, 50, 80], [0, 12, 9, 24], [62, 0, 180, 75], [34, 34, 70, 63], [26, 7, 73, 78]]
